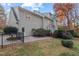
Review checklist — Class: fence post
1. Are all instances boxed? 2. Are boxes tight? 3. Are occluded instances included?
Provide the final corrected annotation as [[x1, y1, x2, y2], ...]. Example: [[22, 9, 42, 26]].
[[22, 27, 24, 43], [22, 32, 24, 43], [1, 33, 3, 48]]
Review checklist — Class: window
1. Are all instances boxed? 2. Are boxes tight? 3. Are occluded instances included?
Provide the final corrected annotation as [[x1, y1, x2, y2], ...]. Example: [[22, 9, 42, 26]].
[[26, 16, 30, 20]]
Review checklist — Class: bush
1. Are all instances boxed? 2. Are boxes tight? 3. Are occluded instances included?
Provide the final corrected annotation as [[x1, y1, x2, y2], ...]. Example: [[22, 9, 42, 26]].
[[59, 52, 76, 56], [67, 30, 77, 37], [62, 32, 73, 39], [32, 28, 45, 37], [3, 26, 18, 35], [32, 28, 52, 37], [67, 30, 74, 36], [53, 29, 64, 38], [45, 29, 52, 36], [7, 37, 17, 41], [53, 30, 73, 39], [73, 31, 79, 37], [67, 30, 79, 38], [61, 40, 74, 48]]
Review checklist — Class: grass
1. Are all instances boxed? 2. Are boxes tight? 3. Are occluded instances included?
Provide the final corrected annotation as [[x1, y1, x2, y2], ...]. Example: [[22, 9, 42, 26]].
[[0, 38, 79, 56]]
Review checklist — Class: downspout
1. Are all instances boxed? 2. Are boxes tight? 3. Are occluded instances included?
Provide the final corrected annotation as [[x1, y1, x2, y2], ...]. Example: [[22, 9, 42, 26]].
[[11, 7, 19, 21], [42, 15, 44, 28], [11, 7, 21, 34], [11, 7, 19, 28]]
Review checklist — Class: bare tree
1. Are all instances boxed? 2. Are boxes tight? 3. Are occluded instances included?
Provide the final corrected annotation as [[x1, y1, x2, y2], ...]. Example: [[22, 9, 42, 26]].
[[54, 3, 76, 30]]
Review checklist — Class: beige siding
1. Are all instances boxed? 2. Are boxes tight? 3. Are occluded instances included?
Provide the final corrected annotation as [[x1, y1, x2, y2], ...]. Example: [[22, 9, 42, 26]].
[[8, 9, 18, 28], [18, 9, 43, 36], [8, 7, 54, 36], [43, 17, 50, 29]]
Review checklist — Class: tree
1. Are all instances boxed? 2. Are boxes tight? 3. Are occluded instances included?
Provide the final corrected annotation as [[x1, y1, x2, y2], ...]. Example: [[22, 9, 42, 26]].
[[73, 4, 79, 31], [54, 3, 75, 30]]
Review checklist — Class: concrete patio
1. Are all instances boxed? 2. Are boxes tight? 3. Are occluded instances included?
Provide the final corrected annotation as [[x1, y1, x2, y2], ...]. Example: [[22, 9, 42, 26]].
[[0, 35, 52, 45]]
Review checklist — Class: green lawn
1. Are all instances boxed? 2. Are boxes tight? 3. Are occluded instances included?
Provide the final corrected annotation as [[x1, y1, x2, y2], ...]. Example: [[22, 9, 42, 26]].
[[0, 38, 79, 56]]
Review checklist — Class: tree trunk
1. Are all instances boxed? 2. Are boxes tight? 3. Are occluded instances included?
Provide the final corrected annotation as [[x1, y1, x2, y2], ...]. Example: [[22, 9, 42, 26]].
[[65, 12, 70, 30]]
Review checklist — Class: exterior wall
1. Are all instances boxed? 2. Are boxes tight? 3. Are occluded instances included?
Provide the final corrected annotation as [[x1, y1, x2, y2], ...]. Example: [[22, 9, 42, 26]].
[[43, 17, 55, 33], [43, 17, 50, 29], [0, 19, 6, 29], [8, 9, 18, 28], [18, 8, 43, 36], [0, 10, 6, 29], [0, 19, 6, 28], [8, 7, 55, 36]]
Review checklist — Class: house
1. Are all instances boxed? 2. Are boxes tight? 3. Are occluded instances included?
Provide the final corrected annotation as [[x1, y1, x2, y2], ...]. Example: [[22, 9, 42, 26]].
[[7, 7, 57, 36], [0, 5, 6, 29]]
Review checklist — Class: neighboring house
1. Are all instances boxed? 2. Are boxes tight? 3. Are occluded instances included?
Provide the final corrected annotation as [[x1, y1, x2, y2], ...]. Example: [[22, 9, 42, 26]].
[[0, 5, 6, 29], [7, 6, 57, 36]]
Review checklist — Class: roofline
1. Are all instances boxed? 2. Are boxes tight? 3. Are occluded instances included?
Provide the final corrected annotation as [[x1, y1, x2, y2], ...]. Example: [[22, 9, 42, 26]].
[[17, 6, 52, 20]]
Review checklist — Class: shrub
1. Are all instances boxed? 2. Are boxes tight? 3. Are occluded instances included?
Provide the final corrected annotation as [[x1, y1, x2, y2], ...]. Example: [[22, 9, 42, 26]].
[[58, 26, 64, 30], [67, 30, 75, 36], [61, 40, 74, 48], [59, 52, 76, 56], [45, 29, 52, 36], [32, 28, 52, 37], [7, 37, 17, 41], [73, 31, 79, 37], [3, 26, 18, 35], [53, 30, 73, 39], [62, 32, 73, 39], [67, 30, 79, 38], [53, 29, 64, 38], [32, 28, 45, 37]]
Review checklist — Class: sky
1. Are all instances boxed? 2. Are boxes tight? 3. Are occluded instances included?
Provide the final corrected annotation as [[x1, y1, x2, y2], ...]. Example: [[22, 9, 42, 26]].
[[1, 3, 54, 14]]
